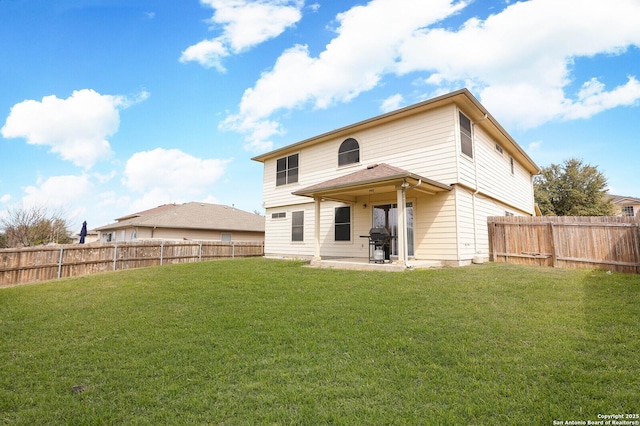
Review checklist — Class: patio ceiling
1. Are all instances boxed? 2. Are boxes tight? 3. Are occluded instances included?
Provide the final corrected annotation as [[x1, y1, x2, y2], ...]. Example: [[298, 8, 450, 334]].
[[292, 163, 452, 203]]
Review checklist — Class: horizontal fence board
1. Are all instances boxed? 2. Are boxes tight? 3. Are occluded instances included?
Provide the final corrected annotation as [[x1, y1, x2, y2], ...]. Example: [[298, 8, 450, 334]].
[[0, 240, 264, 286], [488, 216, 640, 274]]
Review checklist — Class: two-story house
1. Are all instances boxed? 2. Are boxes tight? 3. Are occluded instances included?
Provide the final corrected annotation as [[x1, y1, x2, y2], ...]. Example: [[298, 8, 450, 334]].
[[252, 89, 540, 268]]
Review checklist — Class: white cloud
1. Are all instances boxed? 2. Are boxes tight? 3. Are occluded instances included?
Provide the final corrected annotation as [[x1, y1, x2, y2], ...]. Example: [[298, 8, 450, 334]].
[[563, 77, 640, 120], [180, 0, 303, 71], [223, 0, 464, 150], [122, 148, 232, 210], [224, 0, 640, 150], [1, 194, 11, 204], [20, 175, 94, 222], [380, 94, 404, 112], [396, 0, 640, 127], [1, 89, 148, 169], [526, 141, 542, 154]]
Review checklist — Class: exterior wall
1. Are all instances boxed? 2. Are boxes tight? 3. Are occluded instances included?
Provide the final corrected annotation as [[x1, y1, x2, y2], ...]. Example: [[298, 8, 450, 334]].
[[261, 104, 458, 209], [453, 185, 533, 264], [474, 126, 535, 212], [412, 191, 458, 261], [614, 201, 640, 217], [266, 200, 371, 259], [100, 227, 264, 243]]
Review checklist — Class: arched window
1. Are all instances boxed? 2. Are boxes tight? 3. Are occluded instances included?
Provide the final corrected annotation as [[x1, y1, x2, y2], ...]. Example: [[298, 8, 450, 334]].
[[338, 138, 360, 166]]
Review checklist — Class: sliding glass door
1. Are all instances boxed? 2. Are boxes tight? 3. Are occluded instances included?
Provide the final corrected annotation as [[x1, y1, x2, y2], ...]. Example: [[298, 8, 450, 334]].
[[372, 202, 414, 257]]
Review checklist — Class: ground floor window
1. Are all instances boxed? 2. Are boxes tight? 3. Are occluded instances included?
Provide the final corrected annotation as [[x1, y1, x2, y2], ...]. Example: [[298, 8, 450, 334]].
[[221, 233, 232, 242], [292, 211, 304, 241], [335, 206, 351, 241]]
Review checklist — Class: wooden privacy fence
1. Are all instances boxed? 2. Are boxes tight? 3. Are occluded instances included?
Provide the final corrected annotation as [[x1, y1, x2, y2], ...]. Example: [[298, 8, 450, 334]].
[[488, 216, 640, 274], [0, 240, 264, 287]]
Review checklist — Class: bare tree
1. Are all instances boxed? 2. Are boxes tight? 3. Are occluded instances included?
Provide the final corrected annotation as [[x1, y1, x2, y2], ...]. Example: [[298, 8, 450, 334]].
[[0, 206, 73, 248]]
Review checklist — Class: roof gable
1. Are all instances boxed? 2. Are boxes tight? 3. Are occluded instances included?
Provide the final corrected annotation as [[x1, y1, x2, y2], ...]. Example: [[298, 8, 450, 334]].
[[252, 88, 539, 175]]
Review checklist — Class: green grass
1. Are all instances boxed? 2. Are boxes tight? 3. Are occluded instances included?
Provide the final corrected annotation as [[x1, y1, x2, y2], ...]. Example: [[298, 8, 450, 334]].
[[1, 259, 639, 425]]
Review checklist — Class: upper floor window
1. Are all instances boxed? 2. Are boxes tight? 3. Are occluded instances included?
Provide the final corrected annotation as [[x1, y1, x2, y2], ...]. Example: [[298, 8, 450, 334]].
[[276, 153, 298, 186], [338, 138, 360, 166], [459, 111, 473, 158]]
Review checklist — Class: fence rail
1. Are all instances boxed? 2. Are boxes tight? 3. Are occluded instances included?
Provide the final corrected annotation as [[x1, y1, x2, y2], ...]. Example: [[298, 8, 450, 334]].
[[0, 240, 264, 287], [488, 216, 640, 274]]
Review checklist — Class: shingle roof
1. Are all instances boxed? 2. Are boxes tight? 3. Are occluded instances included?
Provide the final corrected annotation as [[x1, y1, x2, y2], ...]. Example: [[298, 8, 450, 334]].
[[608, 194, 640, 205], [293, 163, 451, 197], [95, 202, 265, 232]]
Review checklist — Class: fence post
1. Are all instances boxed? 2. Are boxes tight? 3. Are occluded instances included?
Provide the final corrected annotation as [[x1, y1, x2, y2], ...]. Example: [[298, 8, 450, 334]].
[[636, 224, 640, 274], [113, 244, 117, 271], [232, 242, 235, 258], [57, 246, 64, 279], [488, 221, 496, 262], [160, 240, 164, 266], [548, 222, 557, 268], [199, 242, 203, 262]]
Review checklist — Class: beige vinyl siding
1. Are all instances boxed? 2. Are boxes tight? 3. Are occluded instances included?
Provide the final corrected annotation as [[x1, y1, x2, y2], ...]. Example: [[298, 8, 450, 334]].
[[265, 202, 370, 259], [473, 192, 531, 256], [266, 204, 317, 257], [355, 105, 458, 183], [413, 191, 458, 261], [454, 187, 476, 261], [474, 126, 535, 213], [261, 105, 459, 210]]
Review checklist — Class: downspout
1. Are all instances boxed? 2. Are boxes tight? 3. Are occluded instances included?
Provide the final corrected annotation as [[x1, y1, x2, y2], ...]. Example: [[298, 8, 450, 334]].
[[471, 114, 488, 263], [399, 179, 421, 268]]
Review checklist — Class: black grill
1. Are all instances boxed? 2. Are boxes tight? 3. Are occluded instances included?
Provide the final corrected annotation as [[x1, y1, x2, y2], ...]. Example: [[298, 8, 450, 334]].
[[365, 227, 391, 263], [369, 227, 390, 243]]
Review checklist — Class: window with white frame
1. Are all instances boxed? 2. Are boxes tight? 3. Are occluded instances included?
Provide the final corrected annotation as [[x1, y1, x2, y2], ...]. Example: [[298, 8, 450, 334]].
[[276, 154, 299, 186], [622, 206, 634, 217], [459, 111, 473, 158], [338, 138, 360, 166], [292, 211, 304, 242], [335, 206, 351, 241]]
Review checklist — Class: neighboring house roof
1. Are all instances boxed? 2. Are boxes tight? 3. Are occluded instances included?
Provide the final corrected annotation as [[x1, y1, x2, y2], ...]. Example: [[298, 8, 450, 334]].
[[95, 202, 265, 233], [252, 88, 540, 175], [293, 163, 452, 202], [608, 194, 640, 206]]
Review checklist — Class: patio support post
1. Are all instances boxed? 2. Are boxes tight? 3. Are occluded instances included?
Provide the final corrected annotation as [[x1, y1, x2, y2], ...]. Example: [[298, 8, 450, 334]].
[[313, 197, 321, 261], [396, 188, 407, 267]]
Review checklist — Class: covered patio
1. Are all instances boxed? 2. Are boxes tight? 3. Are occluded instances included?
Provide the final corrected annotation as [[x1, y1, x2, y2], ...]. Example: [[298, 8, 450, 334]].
[[292, 163, 452, 268]]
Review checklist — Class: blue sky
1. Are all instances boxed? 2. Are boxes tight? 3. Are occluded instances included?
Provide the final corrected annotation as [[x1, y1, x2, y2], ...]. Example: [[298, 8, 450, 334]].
[[2, 0, 640, 233]]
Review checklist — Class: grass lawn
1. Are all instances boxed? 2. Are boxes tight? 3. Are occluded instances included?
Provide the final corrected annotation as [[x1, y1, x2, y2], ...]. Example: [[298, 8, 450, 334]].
[[1, 259, 639, 425]]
